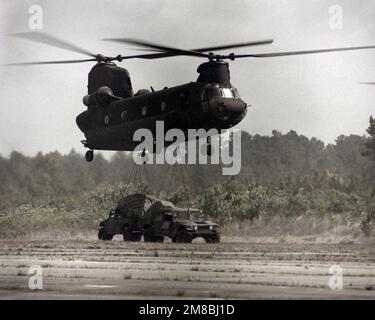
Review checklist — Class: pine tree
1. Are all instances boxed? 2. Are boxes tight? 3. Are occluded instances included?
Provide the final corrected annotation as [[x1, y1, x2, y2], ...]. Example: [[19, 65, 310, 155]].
[[364, 116, 375, 161], [363, 116, 375, 190]]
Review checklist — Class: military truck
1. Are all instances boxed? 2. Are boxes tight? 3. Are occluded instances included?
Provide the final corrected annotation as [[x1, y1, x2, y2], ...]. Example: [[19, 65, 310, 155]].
[[98, 194, 220, 243], [143, 200, 220, 243], [98, 193, 157, 241]]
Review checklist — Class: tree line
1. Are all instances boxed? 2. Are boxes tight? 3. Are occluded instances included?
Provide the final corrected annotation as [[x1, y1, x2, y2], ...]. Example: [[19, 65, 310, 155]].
[[0, 117, 374, 237]]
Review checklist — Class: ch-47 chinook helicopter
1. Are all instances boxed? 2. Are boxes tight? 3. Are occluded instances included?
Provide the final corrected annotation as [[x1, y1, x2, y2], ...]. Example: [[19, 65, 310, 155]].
[[8, 32, 375, 162]]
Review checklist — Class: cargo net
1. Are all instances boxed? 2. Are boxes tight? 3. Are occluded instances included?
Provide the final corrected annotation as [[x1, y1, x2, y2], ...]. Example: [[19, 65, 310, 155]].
[[117, 193, 158, 219]]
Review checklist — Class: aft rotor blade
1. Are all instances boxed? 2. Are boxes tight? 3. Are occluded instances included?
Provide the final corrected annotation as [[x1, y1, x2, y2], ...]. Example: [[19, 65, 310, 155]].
[[359, 82, 375, 85], [233, 45, 375, 58], [103, 38, 210, 58], [192, 39, 274, 52], [9, 32, 97, 58], [4, 58, 98, 66]]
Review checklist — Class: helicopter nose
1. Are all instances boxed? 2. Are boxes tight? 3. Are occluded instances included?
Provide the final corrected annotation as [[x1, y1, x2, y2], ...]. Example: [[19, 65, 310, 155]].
[[222, 99, 247, 113], [211, 98, 247, 115]]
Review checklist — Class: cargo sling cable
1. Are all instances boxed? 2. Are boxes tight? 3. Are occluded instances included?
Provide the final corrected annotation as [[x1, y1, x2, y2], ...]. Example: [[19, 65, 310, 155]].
[[158, 163, 191, 206], [127, 153, 150, 188]]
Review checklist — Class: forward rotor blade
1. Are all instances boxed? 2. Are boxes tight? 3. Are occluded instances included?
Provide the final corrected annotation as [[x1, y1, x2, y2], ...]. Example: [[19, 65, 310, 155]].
[[3, 53, 168, 66], [9, 32, 97, 58], [4, 58, 98, 66], [103, 38, 210, 58], [118, 54, 166, 60], [233, 45, 375, 58], [359, 82, 375, 85]]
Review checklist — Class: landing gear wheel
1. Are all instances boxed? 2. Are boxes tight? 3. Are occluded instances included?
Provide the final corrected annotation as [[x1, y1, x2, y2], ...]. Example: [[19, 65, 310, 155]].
[[85, 150, 94, 162], [139, 148, 149, 164]]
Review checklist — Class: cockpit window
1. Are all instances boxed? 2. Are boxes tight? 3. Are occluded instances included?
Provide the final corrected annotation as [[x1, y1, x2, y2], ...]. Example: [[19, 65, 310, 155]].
[[232, 88, 241, 99], [209, 87, 222, 98], [221, 88, 234, 98], [204, 85, 240, 99], [201, 91, 208, 101]]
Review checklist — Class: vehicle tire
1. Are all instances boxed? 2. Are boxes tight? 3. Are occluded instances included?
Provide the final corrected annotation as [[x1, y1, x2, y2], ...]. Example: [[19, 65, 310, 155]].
[[130, 233, 142, 242], [176, 230, 192, 243], [98, 229, 112, 241], [98, 229, 104, 240], [153, 236, 164, 243], [105, 234, 113, 241], [213, 234, 220, 243], [207, 234, 220, 244], [143, 229, 154, 242], [123, 227, 131, 241]]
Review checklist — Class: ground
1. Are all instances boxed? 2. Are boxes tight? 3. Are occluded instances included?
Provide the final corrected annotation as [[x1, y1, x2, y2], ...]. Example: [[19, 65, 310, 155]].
[[0, 238, 375, 299]]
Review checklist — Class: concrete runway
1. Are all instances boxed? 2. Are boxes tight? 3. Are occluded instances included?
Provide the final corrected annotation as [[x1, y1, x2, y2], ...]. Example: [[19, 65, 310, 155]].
[[0, 240, 374, 299]]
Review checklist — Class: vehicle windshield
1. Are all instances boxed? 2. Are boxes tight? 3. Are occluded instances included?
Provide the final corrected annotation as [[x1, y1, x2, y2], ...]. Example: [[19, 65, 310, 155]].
[[177, 211, 205, 221], [177, 212, 190, 220], [191, 211, 206, 221], [109, 209, 116, 218]]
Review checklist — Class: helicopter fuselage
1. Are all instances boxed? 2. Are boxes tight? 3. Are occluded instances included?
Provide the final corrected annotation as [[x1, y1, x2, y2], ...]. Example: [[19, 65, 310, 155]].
[[76, 81, 247, 151], [76, 61, 247, 152]]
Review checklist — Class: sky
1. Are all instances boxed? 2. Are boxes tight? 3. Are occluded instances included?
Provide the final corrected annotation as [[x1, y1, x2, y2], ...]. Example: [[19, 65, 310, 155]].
[[0, 0, 375, 157]]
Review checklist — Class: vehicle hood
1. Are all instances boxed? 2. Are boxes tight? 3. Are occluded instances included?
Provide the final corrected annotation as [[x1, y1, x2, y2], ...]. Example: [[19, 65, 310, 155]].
[[175, 219, 218, 227]]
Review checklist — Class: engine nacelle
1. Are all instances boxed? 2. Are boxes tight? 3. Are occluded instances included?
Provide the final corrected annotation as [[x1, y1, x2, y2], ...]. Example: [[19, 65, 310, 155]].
[[135, 89, 151, 96], [97, 86, 113, 96], [83, 86, 115, 107]]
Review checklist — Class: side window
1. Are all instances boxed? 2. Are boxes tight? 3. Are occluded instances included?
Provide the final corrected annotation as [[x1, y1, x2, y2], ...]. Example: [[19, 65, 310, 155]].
[[109, 210, 115, 218], [121, 110, 127, 121], [180, 91, 191, 110], [104, 115, 110, 125], [233, 88, 241, 99], [201, 90, 208, 101], [141, 106, 148, 116], [209, 87, 221, 99], [164, 213, 173, 221], [160, 101, 167, 112]]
